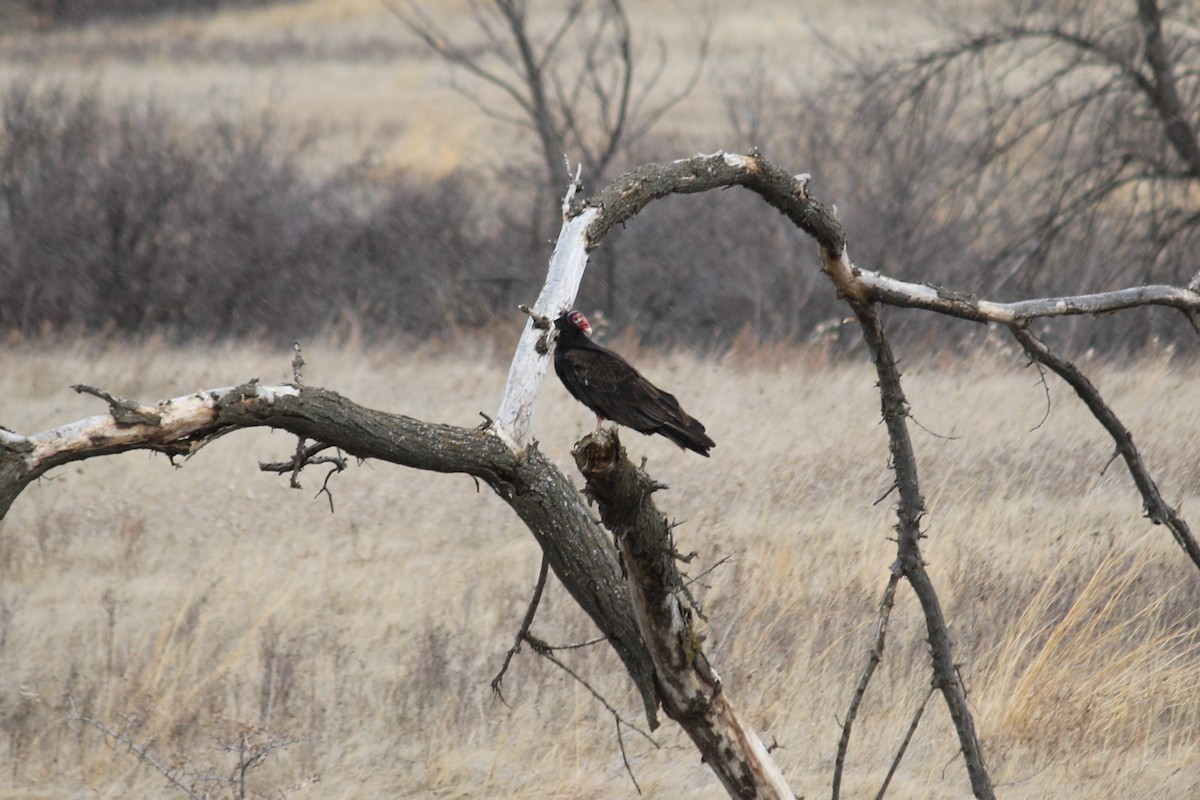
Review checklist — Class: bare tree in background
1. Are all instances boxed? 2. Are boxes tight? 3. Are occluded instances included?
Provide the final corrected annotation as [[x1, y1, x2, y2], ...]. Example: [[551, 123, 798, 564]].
[[849, 0, 1200, 300], [392, 0, 711, 316], [709, 0, 1199, 351]]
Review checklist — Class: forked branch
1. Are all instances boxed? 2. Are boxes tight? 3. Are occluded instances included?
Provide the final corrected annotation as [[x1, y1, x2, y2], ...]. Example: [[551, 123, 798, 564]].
[[849, 300, 994, 799]]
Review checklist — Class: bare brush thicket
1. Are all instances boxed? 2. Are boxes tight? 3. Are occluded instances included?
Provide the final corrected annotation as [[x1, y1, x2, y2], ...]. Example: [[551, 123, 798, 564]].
[[0, 81, 821, 347], [0, 82, 520, 339], [4, 2, 1200, 352]]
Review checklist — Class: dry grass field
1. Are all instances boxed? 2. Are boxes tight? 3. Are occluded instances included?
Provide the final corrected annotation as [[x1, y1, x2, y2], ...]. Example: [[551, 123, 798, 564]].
[[2, 0, 1200, 797], [1, 333, 1199, 798]]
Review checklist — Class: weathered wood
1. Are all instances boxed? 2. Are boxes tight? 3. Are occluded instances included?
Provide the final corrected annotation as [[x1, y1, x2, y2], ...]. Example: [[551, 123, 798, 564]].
[[494, 202, 598, 454], [573, 428, 796, 800]]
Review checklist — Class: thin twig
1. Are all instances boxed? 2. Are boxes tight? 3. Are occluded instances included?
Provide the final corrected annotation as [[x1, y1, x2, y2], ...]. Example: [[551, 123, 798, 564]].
[[908, 413, 961, 440], [316, 462, 343, 513], [67, 698, 203, 800], [873, 481, 899, 506], [537, 635, 607, 650], [685, 553, 736, 587], [491, 556, 550, 703], [526, 633, 658, 745], [616, 714, 643, 795], [874, 685, 936, 800], [1027, 358, 1052, 432]]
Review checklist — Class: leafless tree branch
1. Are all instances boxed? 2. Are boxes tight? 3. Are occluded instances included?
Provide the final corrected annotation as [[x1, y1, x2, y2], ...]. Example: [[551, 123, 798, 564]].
[[491, 555, 550, 703], [874, 685, 937, 800], [1, 381, 661, 726], [1009, 324, 1200, 567]]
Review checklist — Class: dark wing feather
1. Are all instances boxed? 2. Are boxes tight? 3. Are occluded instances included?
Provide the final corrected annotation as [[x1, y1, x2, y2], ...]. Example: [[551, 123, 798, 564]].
[[555, 345, 715, 456]]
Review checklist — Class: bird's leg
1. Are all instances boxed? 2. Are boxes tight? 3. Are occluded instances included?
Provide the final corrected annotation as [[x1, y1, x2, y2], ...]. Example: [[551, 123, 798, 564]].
[[594, 415, 605, 432]]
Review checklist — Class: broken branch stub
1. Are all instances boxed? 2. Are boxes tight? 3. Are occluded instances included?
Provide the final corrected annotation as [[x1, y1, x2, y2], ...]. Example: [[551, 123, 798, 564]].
[[573, 428, 796, 800]]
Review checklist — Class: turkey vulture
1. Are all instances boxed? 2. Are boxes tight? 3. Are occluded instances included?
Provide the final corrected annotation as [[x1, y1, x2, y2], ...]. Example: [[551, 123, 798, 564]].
[[553, 310, 715, 457]]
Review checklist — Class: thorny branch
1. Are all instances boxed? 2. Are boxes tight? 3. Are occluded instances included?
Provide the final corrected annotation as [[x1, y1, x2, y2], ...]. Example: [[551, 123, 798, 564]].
[[68, 698, 203, 800], [66, 699, 312, 800], [849, 299, 994, 800], [833, 570, 902, 800], [1009, 324, 1200, 568]]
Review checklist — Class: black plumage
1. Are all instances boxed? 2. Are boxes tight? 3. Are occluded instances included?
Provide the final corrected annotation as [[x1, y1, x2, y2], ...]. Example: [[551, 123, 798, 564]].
[[552, 310, 715, 457]]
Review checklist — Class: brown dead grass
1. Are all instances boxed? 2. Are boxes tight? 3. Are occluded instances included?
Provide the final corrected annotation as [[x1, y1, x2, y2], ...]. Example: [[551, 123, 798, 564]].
[[1, 334, 1198, 798]]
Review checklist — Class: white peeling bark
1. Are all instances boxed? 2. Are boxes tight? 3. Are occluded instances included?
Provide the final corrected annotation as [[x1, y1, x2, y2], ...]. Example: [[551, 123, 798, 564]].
[[18, 385, 293, 468], [493, 205, 598, 455]]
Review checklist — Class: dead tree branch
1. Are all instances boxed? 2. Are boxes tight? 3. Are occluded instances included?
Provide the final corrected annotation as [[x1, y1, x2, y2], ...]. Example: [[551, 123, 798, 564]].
[[0, 382, 660, 727], [875, 685, 936, 800], [1009, 325, 1200, 567], [573, 427, 796, 799], [491, 555, 550, 702], [848, 300, 994, 799]]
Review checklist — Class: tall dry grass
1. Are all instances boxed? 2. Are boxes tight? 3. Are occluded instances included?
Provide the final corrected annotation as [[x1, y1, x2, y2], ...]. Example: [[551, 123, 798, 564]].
[[1, 334, 1197, 798]]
